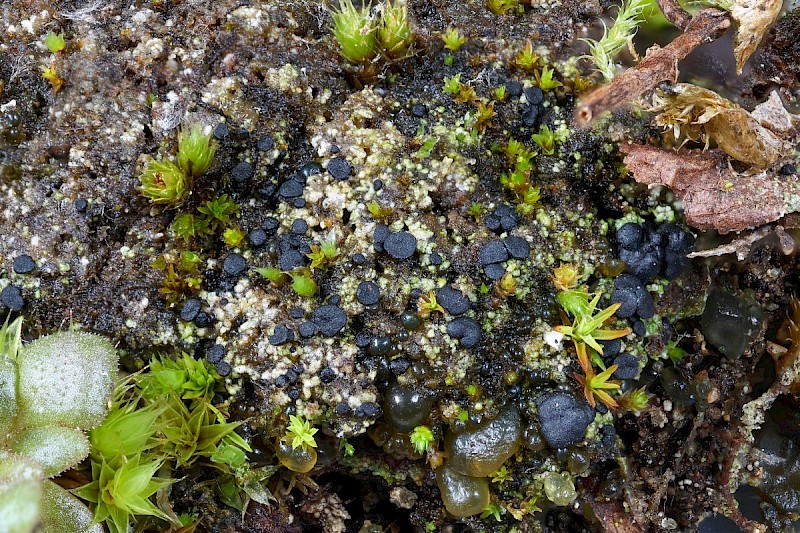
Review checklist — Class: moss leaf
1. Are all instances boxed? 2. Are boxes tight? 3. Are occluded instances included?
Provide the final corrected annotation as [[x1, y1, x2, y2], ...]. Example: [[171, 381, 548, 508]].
[[11, 426, 90, 477], [17, 331, 117, 429]]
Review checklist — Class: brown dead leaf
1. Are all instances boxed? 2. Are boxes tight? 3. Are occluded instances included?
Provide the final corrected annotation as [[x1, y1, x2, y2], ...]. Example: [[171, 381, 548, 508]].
[[732, 0, 782, 74], [621, 144, 800, 233], [649, 84, 792, 169]]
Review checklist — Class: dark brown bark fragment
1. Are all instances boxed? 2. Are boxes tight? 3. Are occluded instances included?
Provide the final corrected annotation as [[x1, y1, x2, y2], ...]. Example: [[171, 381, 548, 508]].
[[575, 9, 731, 125]]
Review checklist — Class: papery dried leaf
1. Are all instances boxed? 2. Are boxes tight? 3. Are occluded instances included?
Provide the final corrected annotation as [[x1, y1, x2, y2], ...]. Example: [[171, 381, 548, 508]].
[[621, 144, 800, 233], [732, 0, 782, 74], [751, 90, 798, 135], [649, 84, 791, 169]]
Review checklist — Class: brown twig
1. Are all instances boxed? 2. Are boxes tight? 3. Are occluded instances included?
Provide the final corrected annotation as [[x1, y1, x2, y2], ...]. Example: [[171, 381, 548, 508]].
[[656, 0, 692, 29], [575, 9, 730, 125]]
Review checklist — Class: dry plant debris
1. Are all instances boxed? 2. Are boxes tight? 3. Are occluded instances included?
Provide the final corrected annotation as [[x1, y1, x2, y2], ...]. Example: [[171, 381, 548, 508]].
[[620, 144, 800, 233]]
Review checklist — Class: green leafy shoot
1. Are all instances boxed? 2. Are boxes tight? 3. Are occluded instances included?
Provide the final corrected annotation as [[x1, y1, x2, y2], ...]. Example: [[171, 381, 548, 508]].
[[490, 465, 512, 484], [137, 352, 223, 403], [171, 213, 211, 241], [573, 342, 620, 409], [514, 41, 539, 71], [443, 74, 462, 95], [289, 269, 318, 297], [535, 65, 562, 90], [198, 194, 239, 232], [487, 0, 519, 14], [416, 136, 437, 159], [307, 233, 340, 269], [255, 267, 288, 287], [139, 159, 189, 207], [441, 27, 465, 52], [0, 314, 23, 360], [493, 84, 508, 101], [377, 0, 414, 59], [89, 397, 164, 466], [284, 415, 318, 450], [73, 456, 174, 533], [330, 0, 378, 64], [554, 289, 631, 354], [44, 32, 65, 53], [340, 439, 355, 457], [410, 425, 434, 455], [480, 502, 504, 522], [222, 227, 246, 247], [158, 395, 245, 468], [177, 124, 217, 177], [581, 0, 648, 81], [532, 124, 556, 155], [618, 386, 650, 412]]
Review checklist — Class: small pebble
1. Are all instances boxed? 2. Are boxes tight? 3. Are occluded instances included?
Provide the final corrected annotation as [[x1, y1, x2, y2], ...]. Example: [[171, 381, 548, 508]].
[[484, 263, 505, 280], [194, 311, 214, 328], [257, 181, 277, 197], [327, 156, 352, 180], [536, 391, 594, 449], [780, 163, 796, 176], [524, 87, 544, 105], [231, 161, 253, 183], [214, 360, 232, 376], [436, 286, 470, 315], [355, 402, 381, 419], [384, 231, 417, 260], [263, 217, 280, 232], [312, 305, 348, 337], [269, 324, 294, 346], [74, 198, 88, 212], [335, 402, 350, 415], [320, 367, 336, 383], [479, 241, 509, 265], [505, 80, 523, 97], [389, 357, 411, 376], [447, 317, 482, 348], [292, 198, 306, 208], [223, 253, 247, 276], [632, 319, 647, 337], [288, 388, 301, 400], [503, 236, 530, 259], [411, 103, 427, 117], [290, 307, 305, 319], [635, 286, 655, 319], [0, 285, 24, 311], [299, 322, 317, 338], [373, 224, 391, 253], [278, 179, 304, 198], [521, 105, 538, 127], [355, 330, 373, 348], [213, 123, 229, 139], [13, 254, 35, 274], [616, 223, 643, 249], [610, 289, 638, 318], [352, 253, 366, 265], [373, 179, 383, 191], [598, 338, 622, 358], [612, 354, 639, 380], [179, 298, 202, 322], [291, 219, 308, 235], [248, 229, 268, 247], [206, 344, 225, 364], [256, 135, 274, 151], [278, 250, 305, 271], [430, 252, 442, 265], [357, 281, 381, 306]]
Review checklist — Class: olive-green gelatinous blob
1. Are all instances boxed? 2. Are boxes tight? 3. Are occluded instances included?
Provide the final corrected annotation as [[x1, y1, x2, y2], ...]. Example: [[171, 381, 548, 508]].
[[700, 288, 763, 360], [436, 463, 490, 518], [384, 381, 434, 433], [543, 471, 577, 506], [444, 405, 522, 477], [275, 441, 317, 473]]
